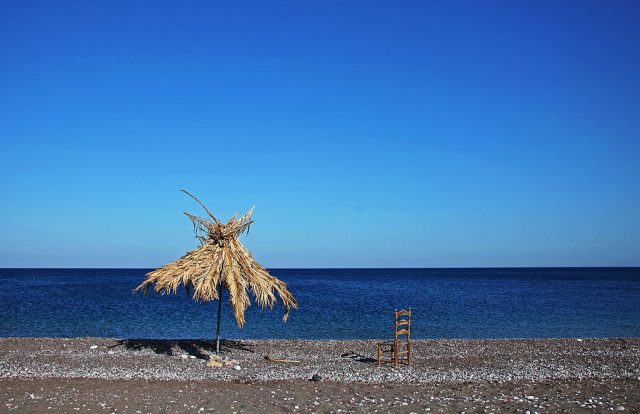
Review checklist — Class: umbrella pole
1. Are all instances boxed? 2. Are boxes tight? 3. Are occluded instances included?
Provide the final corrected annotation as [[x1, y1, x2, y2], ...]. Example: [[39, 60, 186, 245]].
[[216, 282, 223, 354]]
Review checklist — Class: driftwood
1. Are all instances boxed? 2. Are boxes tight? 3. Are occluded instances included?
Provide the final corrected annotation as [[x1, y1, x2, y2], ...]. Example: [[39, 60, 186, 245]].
[[264, 355, 301, 364]]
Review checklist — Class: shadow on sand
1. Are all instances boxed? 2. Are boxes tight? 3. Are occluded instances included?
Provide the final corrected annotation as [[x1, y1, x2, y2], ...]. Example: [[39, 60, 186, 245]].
[[340, 351, 377, 364], [111, 339, 255, 359]]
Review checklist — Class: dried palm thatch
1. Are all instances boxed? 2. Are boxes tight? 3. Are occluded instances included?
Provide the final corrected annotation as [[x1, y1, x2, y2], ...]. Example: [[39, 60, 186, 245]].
[[136, 190, 297, 352]]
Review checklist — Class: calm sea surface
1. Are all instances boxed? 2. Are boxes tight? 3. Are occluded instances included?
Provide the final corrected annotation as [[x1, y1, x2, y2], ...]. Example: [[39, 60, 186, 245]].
[[1, 268, 639, 339]]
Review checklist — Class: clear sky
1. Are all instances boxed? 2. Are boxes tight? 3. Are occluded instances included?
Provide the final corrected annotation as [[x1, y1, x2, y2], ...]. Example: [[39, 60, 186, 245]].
[[1, 1, 638, 268]]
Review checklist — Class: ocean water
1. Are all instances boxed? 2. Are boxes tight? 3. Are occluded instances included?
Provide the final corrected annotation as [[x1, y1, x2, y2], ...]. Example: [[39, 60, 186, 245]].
[[1, 268, 639, 340]]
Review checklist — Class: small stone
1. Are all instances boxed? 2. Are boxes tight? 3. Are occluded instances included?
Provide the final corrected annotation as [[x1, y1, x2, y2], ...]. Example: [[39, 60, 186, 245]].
[[233, 365, 241, 370], [206, 359, 223, 368], [526, 396, 535, 401], [107, 351, 115, 355], [311, 374, 322, 382], [615, 406, 625, 411], [189, 355, 196, 359], [180, 354, 189, 359], [89, 345, 98, 350]]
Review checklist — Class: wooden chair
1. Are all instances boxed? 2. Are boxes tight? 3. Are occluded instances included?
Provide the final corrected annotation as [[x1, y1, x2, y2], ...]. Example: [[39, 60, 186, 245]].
[[377, 308, 411, 368]]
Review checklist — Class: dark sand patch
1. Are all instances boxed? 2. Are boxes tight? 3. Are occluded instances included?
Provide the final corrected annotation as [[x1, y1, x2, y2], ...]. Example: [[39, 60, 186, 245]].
[[2, 378, 638, 413]]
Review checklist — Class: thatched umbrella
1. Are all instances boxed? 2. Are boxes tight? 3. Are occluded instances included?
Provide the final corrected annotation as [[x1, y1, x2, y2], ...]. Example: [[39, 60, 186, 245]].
[[136, 190, 297, 353]]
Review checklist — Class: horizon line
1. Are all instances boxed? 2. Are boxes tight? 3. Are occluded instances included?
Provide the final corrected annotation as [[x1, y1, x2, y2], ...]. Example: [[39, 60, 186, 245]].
[[1, 266, 638, 270]]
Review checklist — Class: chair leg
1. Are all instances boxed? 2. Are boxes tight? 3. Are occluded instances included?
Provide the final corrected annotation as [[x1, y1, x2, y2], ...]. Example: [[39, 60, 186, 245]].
[[407, 341, 411, 366], [393, 342, 398, 368]]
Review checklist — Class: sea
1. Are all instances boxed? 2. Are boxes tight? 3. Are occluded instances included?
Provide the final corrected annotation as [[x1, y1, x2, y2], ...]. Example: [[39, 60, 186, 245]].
[[1, 268, 639, 340]]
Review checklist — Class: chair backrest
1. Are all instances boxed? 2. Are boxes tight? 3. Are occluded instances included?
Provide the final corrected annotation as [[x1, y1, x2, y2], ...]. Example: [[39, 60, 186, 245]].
[[394, 307, 411, 340]]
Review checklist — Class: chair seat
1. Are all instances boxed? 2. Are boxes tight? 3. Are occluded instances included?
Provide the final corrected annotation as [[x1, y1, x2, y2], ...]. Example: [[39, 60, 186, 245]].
[[377, 339, 408, 346]]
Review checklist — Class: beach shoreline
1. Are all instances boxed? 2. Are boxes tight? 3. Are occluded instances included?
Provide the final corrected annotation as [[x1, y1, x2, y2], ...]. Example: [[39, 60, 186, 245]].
[[1, 337, 639, 412]]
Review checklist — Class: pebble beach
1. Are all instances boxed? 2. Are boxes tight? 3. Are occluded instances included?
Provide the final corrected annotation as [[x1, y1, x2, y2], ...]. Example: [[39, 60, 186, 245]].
[[1, 337, 639, 412]]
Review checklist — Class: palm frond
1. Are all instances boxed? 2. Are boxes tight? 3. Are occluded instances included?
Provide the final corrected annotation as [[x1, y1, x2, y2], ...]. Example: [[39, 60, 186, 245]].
[[135, 191, 297, 327]]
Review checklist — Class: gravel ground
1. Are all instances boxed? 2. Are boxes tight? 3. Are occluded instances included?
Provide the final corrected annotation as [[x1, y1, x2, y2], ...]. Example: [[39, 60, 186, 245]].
[[1, 337, 638, 383], [1, 337, 639, 412]]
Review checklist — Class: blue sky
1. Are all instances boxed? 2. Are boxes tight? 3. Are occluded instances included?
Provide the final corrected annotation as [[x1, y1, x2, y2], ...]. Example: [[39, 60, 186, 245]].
[[1, 1, 638, 268]]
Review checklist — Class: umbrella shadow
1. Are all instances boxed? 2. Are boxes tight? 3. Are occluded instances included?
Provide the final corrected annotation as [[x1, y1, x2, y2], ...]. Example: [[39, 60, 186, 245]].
[[341, 351, 377, 364], [111, 339, 255, 359]]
